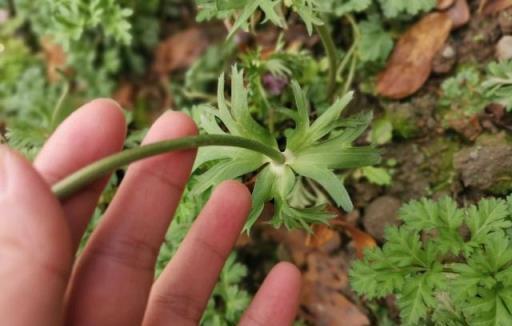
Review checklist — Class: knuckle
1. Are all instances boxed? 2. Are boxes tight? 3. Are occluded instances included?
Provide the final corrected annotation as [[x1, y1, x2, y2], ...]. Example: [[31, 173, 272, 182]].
[[193, 236, 226, 265], [137, 167, 184, 195], [88, 235, 160, 272], [241, 313, 268, 326], [151, 292, 204, 324]]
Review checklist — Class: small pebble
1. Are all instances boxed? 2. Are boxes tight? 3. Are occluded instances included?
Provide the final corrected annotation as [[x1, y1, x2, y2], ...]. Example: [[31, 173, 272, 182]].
[[496, 36, 512, 60], [442, 45, 456, 59], [363, 196, 401, 243]]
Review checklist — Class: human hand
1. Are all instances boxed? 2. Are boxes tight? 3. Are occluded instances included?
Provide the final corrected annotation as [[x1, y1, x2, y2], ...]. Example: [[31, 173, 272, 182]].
[[0, 99, 301, 326]]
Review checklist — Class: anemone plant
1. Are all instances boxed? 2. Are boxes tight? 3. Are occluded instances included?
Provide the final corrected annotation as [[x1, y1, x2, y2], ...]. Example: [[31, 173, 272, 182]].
[[53, 66, 379, 231], [193, 67, 380, 229]]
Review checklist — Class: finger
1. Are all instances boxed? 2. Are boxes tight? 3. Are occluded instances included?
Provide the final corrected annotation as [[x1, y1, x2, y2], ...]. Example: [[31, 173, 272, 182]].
[[65, 111, 197, 326], [143, 181, 252, 326], [0, 146, 72, 325], [239, 263, 301, 326], [34, 99, 126, 248]]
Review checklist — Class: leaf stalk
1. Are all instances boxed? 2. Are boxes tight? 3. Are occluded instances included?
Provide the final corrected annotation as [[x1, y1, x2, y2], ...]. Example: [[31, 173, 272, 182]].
[[53, 134, 285, 199], [315, 22, 338, 100]]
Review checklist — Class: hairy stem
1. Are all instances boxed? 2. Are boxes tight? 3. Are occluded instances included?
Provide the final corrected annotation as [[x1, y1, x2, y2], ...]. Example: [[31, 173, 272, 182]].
[[315, 22, 338, 100], [53, 134, 285, 199]]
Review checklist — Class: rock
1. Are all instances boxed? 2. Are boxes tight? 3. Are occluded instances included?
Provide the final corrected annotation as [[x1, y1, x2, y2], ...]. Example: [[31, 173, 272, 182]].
[[363, 196, 401, 242], [454, 144, 512, 194], [385, 93, 438, 139], [496, 35, 512, 60]]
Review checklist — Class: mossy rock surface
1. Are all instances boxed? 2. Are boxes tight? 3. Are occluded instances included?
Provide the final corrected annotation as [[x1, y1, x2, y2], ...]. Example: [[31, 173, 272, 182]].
[[454, 143, 512, 194]]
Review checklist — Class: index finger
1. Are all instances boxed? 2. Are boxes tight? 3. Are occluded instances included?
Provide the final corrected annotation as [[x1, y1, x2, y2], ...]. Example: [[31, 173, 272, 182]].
[[34, 99, 126, 248]]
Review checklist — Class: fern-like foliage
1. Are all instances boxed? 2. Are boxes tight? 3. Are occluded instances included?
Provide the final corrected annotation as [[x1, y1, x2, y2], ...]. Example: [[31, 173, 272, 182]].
[[482, 60, 512, 111], [193, 67, 379, 230], [350, 196, 512, 325], [439, 67, 489, 116], [321, 0, 435, 18], [16, 0, 133, 49], [377, 0, 436, 19], [195, 0, 323, 37]]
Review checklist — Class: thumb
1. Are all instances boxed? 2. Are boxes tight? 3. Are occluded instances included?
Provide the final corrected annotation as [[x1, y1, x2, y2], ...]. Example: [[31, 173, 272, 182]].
[[0, 146, 73, 325]]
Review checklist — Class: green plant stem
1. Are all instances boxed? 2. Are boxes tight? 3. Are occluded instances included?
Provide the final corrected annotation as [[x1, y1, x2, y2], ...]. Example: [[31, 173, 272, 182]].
[[53, 134, 285, 199], [51, 82, 70, 131], [338, 15, 360, 96], [257, 79, 274, 133], [315, 22, 338, 100], [343, 55, 357, 94]]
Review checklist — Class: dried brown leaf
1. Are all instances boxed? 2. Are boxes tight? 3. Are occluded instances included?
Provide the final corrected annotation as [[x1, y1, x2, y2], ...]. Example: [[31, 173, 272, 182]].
[[377, 13, 453, 99], [445, 0, 471, 29], [333, 220, 376, 259], [438, 0, 456, 10], [152, 28, 208, 77], [481, 0, 512, 15], [301, 280, 370, 326], [300, 252, 369, 325], [113, 81, 136, 109], [305, 224, 338, 249], [41, 37, 68, 82]]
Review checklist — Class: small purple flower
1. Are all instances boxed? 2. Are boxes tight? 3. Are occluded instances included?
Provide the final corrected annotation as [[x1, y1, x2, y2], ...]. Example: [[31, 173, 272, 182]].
[[262, 73, 289, 96]]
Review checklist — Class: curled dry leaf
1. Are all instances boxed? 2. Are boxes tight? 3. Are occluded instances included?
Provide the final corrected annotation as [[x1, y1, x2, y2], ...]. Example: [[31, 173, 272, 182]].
[[152, 27, 209, 77], [300, 253, 369, 325], [305, 224, 338, 249], [480, 0, 512, 15], [377, 13, 453, 99], [445, 0, 471, 29], [41, 37, 68, 82], [113, 81, 136, 109], [332, 220, 376, 258], [438, 0, 456, 10], [301, 279, 370, 326]]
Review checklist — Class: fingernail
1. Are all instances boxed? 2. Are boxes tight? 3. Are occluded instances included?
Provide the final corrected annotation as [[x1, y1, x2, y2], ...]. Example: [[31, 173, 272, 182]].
[[0, 145, 8, 195]]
